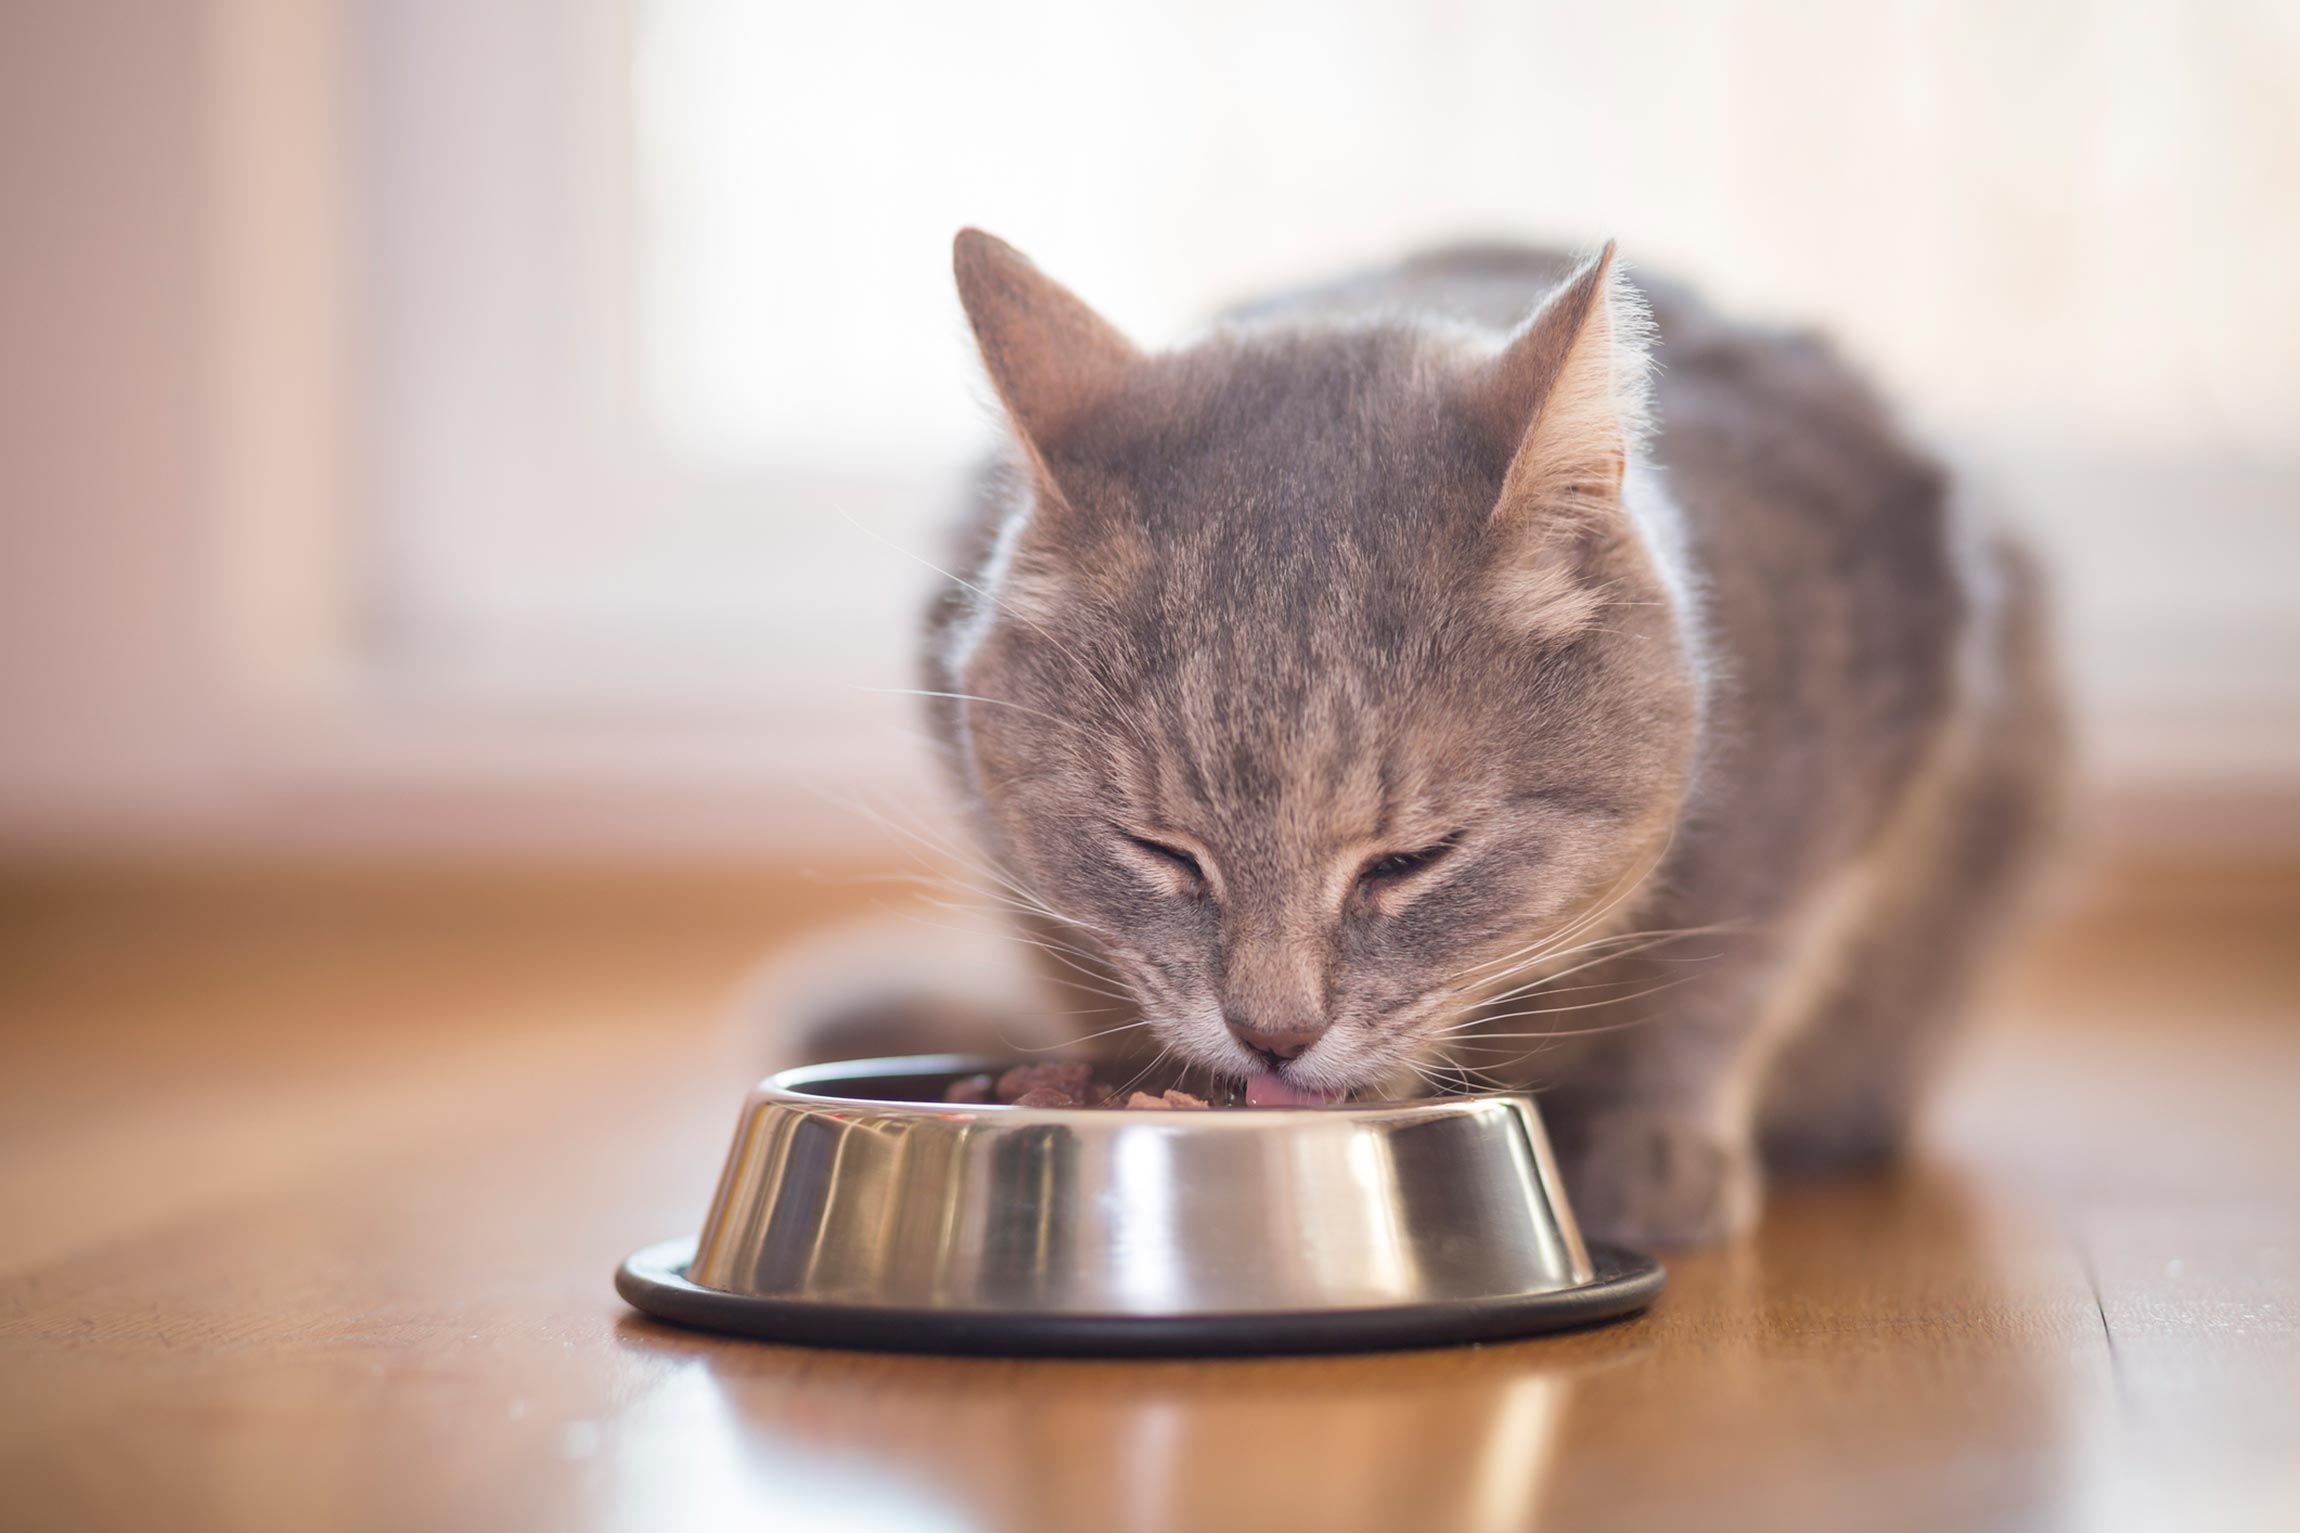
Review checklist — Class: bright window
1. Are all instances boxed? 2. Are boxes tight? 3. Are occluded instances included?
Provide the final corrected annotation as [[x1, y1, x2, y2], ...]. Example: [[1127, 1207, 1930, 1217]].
[[355, 0, 2300, 782]]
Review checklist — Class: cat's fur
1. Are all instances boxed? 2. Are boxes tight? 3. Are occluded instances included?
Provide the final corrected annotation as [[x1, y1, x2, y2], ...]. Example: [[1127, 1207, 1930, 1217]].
[[894, 230, 2059, 1246]]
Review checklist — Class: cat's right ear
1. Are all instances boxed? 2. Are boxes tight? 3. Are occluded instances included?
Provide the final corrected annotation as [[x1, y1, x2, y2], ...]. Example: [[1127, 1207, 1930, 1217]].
[[953, 229, 1140, 466], [1458, 240, 1650, 532], [1455, 243, 1655, 641]]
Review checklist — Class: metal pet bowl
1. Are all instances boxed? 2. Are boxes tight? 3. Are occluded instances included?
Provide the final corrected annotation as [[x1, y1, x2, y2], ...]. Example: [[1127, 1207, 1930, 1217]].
[[617, 1054, 1661, 1355]]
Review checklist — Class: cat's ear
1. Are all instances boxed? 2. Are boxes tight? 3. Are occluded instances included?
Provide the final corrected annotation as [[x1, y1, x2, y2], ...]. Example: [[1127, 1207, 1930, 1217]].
[[954, 228, 1140, 464], [1458, 242, 1653, 639], [1460, 241, 1650, 532]]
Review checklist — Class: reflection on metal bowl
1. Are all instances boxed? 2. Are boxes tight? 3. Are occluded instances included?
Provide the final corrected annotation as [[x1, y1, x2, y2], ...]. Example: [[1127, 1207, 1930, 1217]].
[[618, 1054, 1661, 1354]]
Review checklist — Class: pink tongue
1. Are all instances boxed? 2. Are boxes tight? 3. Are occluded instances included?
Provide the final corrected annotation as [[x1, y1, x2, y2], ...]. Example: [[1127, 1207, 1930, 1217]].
[[1244, 1074, 1346, 1108]]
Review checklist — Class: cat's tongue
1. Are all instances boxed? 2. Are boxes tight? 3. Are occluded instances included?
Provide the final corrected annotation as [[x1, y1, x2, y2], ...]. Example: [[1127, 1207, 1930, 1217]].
[[1244, 1073, 1347, 1108]]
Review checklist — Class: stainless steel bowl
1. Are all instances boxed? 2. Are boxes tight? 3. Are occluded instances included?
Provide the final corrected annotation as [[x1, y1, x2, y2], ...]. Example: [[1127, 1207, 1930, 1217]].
[[617, 1055, 1661, 1354]]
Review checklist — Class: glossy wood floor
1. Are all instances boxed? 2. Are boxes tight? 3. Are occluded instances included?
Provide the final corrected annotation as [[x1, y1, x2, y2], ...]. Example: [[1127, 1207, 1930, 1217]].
[[1, 855, 2295, 1532]]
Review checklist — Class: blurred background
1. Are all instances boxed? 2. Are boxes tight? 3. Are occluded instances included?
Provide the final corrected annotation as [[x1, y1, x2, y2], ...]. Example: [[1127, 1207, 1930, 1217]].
[[3, 0, 2296, 863], [5, 7, 2299, 1528]]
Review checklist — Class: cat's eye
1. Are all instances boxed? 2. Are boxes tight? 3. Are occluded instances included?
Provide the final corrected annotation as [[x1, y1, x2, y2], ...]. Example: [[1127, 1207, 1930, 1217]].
[[1356, 834, 1461, 892], [1125, 834, 1207, 888]]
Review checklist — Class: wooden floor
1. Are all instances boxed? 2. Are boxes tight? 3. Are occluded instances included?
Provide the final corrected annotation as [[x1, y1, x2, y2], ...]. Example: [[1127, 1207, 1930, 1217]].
[[1, 855, 2295, 1532]]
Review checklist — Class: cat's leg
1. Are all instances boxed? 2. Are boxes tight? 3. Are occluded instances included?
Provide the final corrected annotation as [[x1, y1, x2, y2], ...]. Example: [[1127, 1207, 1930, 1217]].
[[1525, 770, 1954, 1247], [1533, 931, 1819, 1248], [1755, 562, 2063, 1170], [1751, 798, 2034, 1172], [1537, 719, 2047, 1246]]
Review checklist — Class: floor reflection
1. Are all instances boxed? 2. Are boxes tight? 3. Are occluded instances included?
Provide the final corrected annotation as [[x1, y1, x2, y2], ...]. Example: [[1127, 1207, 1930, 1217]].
[[613, 1312, 1640, 1532], [608, 1162, 2091, 1533], [592, 1360, 971, 1532], [1530, 1160, 2099, 1532]]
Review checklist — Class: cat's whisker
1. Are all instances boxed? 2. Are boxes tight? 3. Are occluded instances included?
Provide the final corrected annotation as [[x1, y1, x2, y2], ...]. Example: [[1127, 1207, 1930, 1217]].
[[883, 908, 1140, 1005], [1470, 952, 1728, 1017], [1405, 1049, 1510, 1098], [1462, 973, 1664, 1003], [874, 868, 1117, 951], [881, 889, 1100, 955], [1439, 829, 1684, 985], [1401, 1062, 1458, 1097], [1429, 1055, 1514, 1093], [822, 789, 1118, 940], [1462, 942, 1729, 1011], [1440, 972, 1709, 1032], [1019, 953, 1136, 1004], [1104, 1043, 1175, 1103], [1489, 836, 1677, 964], [813, 789, 1008, 883], [1435, 1011, 1681, 1075], [1446, 925, 1688, 995], [1443, 1011, 1683, 1046], [871, 880, 1060, 928], [1451, 922, 1742, 1003], [806, 785, 984, 874], [1468, 928, 1740, 1008], [1007, 1017, 1157, 1051], [861, 807, 1059, 911], [1449, 878, 1679, 987], [910, 891, 1126, 961]]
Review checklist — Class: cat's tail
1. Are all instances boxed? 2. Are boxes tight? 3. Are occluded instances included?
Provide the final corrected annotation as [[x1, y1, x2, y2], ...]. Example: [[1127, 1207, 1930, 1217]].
[[734, 914, 1065, 1069]]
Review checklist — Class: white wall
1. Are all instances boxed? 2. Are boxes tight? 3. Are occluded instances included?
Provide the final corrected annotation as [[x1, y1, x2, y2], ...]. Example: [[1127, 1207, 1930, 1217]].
[[0, 0, 239, 843], [1, 0, 2295, 859]]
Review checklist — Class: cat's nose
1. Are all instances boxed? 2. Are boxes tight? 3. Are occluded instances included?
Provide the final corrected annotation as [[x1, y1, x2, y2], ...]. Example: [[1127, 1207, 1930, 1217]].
[[1226, 1015, 1325, 1062]]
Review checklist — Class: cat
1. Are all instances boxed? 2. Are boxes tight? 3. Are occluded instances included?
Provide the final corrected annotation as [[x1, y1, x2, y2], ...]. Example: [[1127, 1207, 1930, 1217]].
[[863, 229, 2062, 1247]]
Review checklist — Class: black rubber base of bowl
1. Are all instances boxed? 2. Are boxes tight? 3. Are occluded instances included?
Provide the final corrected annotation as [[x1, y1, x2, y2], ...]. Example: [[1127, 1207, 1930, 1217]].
[[615, 1238, 1663, 1357]]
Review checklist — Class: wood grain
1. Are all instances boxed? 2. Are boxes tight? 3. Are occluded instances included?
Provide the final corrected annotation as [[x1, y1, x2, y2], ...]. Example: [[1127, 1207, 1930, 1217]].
[[1, 856, 2294, 1532]]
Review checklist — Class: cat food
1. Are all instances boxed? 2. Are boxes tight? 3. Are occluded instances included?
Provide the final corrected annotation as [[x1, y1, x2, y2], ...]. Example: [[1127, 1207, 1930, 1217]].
[[942, 1064, 1209, 1110], [1124, 1089, 1211, 1110], [998, 1061, 1106, 1107]]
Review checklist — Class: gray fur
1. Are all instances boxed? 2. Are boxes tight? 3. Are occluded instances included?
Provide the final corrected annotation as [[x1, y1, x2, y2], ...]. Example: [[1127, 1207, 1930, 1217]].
[[913, 233, 2062, 1245]]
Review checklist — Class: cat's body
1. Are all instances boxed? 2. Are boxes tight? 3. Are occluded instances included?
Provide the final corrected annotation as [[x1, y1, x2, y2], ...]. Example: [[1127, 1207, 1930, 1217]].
[[899, 233, 2059, 1245]]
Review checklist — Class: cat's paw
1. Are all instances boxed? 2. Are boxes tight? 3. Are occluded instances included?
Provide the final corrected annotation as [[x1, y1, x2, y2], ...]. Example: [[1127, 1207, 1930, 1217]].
[[1757, 1099, 1915, 1177], [1562, 1110, 1762, 1248]]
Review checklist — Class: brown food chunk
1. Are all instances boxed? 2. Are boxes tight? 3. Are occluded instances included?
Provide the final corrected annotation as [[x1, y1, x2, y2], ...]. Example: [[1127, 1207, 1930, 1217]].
[[995, 1061, 1096, 1106], [1121, 1088, 1209, 1110], [942, 1073, 996, 1104]]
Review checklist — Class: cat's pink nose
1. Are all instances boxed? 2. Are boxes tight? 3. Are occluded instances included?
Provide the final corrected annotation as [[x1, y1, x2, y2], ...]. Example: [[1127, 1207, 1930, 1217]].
[[1226, 1016, 1325, 1061]]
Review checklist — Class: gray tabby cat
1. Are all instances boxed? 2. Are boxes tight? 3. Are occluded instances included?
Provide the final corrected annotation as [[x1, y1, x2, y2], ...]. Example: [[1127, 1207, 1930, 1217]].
[[908, 229, 2059, 1246]]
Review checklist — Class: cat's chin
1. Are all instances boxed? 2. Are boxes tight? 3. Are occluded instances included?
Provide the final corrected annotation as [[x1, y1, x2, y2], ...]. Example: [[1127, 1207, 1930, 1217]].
[[1242, 1073, 1349, 1108]]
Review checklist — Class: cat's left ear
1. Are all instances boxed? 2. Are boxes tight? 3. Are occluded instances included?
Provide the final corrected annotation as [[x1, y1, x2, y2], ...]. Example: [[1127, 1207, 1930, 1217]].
[[1459, 241, 1652, 533]]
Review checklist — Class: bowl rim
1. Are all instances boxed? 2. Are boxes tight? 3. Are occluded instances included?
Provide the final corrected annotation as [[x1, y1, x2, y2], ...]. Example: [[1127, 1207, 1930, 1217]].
[[618, 1235, 1664, 1355], [759, 1052, 1534, 1121]]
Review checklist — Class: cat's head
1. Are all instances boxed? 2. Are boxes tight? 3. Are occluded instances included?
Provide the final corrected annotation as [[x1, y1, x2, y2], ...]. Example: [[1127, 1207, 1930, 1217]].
[[941, 230, 1697, 1102]]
